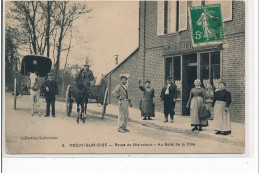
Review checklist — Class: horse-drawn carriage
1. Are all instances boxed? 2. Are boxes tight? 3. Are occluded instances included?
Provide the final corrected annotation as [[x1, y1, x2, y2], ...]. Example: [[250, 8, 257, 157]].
[[13, 55, 52, 110], [13, 55, 108, 122], [65, 75, 108, 123]]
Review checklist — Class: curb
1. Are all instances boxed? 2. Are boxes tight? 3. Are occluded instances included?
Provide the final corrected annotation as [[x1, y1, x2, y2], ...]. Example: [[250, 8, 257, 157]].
[[87, 109, 244, 147], [56, 97, 244, 147]]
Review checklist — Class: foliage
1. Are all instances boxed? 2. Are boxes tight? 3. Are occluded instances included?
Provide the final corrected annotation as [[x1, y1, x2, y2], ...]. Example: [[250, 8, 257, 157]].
[[6, 1, 92, 82]]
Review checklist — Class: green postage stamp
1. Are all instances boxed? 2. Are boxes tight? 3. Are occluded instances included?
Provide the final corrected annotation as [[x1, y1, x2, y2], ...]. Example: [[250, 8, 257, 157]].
[[189, 4, 224, 46]]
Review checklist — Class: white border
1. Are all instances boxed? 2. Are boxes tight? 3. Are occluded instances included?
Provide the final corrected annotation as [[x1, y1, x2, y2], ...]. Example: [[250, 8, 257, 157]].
[[1, 0, 259, 172]]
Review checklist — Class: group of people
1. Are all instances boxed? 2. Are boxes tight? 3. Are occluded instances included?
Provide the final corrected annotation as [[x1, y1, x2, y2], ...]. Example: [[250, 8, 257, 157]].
[[29, 63, 94, 118], [112, 75, 232, 136]]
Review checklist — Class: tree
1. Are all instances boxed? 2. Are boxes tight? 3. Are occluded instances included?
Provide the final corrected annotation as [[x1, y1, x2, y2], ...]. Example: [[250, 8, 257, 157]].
[[40, 1, 54, 57], [10, 1, 42, 54], [52, 1, 91, 81], [61, 25, 73, 97], [5, 27, 19, 90], [6, 1, 92, 92]]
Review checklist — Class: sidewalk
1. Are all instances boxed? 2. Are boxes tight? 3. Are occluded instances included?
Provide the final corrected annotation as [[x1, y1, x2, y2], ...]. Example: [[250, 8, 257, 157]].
[[86, 103, 245, 147]]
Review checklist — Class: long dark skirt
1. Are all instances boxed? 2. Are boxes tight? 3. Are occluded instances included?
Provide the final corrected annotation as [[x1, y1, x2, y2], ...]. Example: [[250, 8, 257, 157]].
[[139, 98, 155, 117]]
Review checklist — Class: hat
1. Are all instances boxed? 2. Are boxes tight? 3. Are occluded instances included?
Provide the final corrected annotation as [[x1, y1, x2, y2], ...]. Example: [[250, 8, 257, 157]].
[[120, 74, 128, 80], [166, 76, 172, 80], [48, 72, 54, 76], [218, 81, 226, 87], [83, 63, 90, 67], [145, 80, 151, 84]]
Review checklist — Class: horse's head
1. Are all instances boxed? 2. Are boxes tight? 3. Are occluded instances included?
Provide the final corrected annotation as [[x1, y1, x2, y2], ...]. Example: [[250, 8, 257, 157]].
[[76, 82, 86, 91], [29, 72, 38, 86]]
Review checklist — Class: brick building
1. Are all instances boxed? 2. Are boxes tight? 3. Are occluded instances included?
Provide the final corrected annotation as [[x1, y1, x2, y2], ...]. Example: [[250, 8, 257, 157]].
[[106, 1, 245, 122]]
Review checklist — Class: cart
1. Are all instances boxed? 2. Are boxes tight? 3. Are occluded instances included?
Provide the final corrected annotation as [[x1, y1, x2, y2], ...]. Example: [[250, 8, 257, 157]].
[[13, 55, 52, 109]]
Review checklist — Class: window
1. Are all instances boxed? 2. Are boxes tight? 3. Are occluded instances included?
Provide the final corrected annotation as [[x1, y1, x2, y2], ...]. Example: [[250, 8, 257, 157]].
[[173, 57, 181, 81], [165, 58, 172, 80], [165, 56, 181, 98], [199, 51, 220, 88], [165, 56, 181, 81], [157, 1, 187, 36], [211, 51, 220, 80], [192, 0, 232, 22], [200, 53, 210, 81]]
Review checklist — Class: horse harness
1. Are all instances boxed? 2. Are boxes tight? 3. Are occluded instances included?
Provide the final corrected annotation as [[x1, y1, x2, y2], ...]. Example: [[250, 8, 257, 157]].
[[29, 80, 40, 91]]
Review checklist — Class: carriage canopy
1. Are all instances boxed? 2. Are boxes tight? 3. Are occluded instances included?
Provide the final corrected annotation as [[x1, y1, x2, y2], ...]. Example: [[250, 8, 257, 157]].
[[21, 55, 52, 77]]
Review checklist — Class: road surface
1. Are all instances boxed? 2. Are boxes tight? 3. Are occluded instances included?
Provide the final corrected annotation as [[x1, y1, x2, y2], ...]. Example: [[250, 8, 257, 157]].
[[5, 92, 243, 154]]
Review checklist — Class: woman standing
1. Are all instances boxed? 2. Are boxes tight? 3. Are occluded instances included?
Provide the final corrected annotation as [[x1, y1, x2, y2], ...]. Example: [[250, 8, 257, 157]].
[[212, 82, 232, 135], [186, 79, 208, 131], [139, 80, 155, 120]]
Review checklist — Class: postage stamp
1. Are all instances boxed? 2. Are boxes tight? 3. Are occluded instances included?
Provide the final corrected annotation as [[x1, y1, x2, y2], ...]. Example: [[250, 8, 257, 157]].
[[189, 3, 225, 46]]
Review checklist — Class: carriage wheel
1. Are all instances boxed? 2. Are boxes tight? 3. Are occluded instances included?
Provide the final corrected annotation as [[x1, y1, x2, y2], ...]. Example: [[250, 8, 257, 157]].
[[101, 88, 108, 119], [66, 85, 72, 116], [14, 78, 17, 110]]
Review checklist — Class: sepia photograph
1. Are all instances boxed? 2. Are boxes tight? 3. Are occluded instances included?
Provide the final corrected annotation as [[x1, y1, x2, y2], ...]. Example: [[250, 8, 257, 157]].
[[3, 0, 246, 154]]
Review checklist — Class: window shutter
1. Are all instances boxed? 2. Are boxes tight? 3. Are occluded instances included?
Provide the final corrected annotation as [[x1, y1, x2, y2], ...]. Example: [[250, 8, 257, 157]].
[[205, 0, 218, 5], [168, 1, 177, 33], [157, 1, 165, 36], [205, 0, 232, 22], [192, 0, 202, 6], [178, 1, 187, 31], [221, 1, 232, 21]]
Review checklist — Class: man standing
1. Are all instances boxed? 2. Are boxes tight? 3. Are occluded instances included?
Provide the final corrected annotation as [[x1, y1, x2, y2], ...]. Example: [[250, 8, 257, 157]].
[[42, 72, 58, 117], [160, 76, 178, 123], [112, 75, 131, 133], [76, 63, 94, 86]]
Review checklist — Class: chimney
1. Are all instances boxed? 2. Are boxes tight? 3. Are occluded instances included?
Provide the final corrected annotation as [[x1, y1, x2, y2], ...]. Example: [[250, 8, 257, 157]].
[[115, 55, 118, 65]]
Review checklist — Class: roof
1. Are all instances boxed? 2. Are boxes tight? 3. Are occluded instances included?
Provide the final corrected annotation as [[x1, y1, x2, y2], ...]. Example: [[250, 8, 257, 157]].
[[21, 55, 52, 77], [105, 48, 139, 77]]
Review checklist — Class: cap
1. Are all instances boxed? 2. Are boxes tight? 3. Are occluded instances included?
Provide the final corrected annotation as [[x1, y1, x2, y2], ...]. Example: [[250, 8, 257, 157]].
[[120, 74, 128, 80], [166, 76, 172, 80], [83, 63, 90, 67], [48, 72, 54, 76], [145, 80, 151, 84]]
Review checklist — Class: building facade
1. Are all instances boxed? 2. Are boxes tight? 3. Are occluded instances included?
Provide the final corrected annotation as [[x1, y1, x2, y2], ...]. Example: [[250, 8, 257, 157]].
[[106, 1, 245, 122]]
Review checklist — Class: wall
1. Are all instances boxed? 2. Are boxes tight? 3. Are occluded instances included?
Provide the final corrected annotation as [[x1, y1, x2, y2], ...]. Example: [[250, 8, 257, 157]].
[[139, 1, 245, 122], [106, 50, 144, 109], [106, 1, 245, 122]]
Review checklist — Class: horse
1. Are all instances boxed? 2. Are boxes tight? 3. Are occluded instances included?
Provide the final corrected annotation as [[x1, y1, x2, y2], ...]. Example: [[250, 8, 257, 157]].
[[28, 72, 41, 116], [73, 81, 89, 123]]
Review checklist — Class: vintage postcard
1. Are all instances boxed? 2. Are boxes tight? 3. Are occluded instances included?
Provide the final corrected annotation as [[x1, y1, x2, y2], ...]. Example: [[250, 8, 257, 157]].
[[3, 0, 245, 154]]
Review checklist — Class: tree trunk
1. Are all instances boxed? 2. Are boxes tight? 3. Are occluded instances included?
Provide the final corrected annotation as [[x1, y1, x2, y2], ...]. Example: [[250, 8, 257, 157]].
[[46, 1, 51, 57], [54, 2, 66, 82], [31, 2, 38, 54], [61, 77, 65, 97], [61, 26, 73, 98], [55, 25, 64, 82]]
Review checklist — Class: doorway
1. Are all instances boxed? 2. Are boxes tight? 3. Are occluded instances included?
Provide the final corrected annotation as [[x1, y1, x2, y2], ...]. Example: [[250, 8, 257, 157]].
[[182, 54, 198, 115]]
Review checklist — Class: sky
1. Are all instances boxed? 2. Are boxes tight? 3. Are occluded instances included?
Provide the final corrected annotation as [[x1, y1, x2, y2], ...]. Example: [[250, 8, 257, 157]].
[[63, 1, 139, 76], [5, 1, 139, 78]]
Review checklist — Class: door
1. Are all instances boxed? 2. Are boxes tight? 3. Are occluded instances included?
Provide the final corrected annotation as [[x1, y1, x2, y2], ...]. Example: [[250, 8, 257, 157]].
[[182, 54, 197, 115]]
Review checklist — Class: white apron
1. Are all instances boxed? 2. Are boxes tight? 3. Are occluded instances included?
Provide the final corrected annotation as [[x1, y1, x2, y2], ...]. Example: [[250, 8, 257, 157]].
[[214, 101, 231, 131]]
